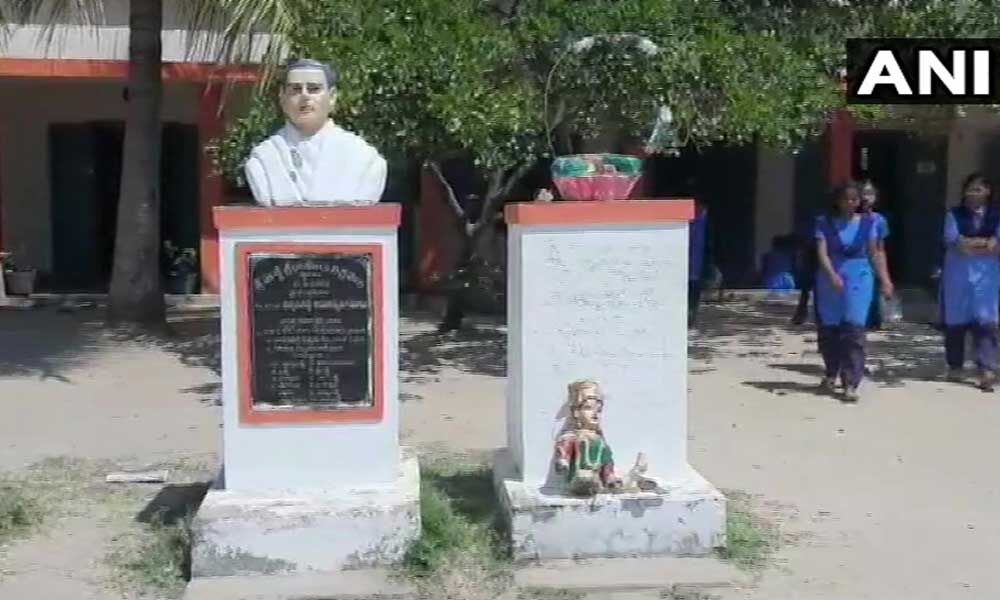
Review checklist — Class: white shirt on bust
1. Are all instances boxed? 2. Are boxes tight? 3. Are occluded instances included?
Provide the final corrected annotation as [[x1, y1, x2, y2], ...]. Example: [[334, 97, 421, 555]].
[[245, 119, 387, 206]]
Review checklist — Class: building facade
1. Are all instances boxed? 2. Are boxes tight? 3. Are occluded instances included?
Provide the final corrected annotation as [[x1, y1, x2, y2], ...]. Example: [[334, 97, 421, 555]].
[[0, 0, 265, 293]]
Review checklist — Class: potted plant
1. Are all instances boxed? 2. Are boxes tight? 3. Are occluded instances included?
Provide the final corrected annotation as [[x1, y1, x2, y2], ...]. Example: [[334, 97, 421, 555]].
[[2, 255, 37, 296], [162, 241, 199, 295]]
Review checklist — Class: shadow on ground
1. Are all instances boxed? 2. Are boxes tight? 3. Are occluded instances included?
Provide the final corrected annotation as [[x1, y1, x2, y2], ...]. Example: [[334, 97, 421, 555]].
[[0, 307, 223, 386], [763, 323, 945, 388], [768, 363, 825, 377], [742, 380, 836, 398], [690, 299, 808, 362], [693, 297, 947, 389], [3, 299, 946, 400], [157, 312, 222, 377], [137, 482, 211, 526], [0, 307, 107, 382], [401, 314, 505, 380], [863, 325, 946, 386]]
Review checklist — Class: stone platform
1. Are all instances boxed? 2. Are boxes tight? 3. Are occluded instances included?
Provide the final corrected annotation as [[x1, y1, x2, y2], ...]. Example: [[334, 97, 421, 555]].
[[494, 451, 725, 562], [191, 450, 420, 578]]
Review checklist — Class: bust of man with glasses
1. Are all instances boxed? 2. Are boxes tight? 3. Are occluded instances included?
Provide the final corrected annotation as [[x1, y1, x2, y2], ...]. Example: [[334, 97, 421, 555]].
[[245, 58, 387, 206]]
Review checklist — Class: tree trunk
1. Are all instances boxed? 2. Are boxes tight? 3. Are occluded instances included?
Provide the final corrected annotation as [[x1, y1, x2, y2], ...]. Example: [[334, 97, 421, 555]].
[[439, 232, 475, 332], [108, 0, 165, 326], [439, 222, 505, 331], [431, 161, 533, 332]]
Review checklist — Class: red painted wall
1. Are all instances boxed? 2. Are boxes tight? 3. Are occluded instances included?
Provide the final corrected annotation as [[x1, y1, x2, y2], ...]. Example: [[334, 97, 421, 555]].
[[827, 109, 855, 186], [416, 166, 463, 291], [198, 84, 225, 294]]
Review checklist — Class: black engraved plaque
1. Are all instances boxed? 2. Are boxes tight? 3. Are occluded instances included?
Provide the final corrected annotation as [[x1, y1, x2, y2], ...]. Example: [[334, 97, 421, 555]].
[[249, 254, 373, 409]]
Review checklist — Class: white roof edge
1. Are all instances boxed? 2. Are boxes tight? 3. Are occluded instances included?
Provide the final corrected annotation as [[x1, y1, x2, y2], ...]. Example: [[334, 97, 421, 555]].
[[1, 24, 282, 63]]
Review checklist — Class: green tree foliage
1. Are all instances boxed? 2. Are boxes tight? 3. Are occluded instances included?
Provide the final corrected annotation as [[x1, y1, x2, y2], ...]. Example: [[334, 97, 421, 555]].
[[220, 0, 872, 184], [216, 0, 905, 327], [219, 0, 541, 184], [211, 0, 1000, 328], [523, 0, 842, 150], [723, 0, 1000, 126]]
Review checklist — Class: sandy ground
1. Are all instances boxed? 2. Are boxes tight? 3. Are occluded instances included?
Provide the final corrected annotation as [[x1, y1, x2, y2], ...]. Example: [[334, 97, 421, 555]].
[[0, 301, 998, 599]]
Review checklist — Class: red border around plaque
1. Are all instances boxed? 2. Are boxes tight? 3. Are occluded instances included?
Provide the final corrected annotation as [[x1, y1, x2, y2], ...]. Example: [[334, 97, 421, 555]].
[[235, 242, 386, 426]]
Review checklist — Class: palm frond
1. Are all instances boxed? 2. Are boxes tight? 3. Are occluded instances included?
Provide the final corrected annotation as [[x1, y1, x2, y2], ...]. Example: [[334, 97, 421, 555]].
[[2, 0, 108, 53], [0, 3, 10, 45], [8, 0, 106, 23], [177, 0, 299, 84]]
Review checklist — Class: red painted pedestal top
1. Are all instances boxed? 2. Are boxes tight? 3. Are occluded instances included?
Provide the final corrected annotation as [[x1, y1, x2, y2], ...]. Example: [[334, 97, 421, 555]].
[[214, 204, 402, 232], [504, 199, 694, 226]]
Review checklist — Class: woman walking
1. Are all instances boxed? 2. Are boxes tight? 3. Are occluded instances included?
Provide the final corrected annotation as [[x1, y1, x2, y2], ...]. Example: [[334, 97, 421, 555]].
[[814, 183, 894, 401], [859, 179, 890, 330], [940, 173, 1000, 391]]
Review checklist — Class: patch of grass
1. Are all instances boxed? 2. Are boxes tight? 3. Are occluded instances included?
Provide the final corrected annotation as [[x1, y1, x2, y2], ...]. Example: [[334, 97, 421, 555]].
[[0, 457, 206, 597], [403, 481, 500, 575], [107, 514, 192, 599], [412, 550, 511, 600], [0, 482, 44, 545], [404, 458, 511, 599], [717, 490, 779, 570], [419, 456, 500, 528], [0, 457, 143, 556]]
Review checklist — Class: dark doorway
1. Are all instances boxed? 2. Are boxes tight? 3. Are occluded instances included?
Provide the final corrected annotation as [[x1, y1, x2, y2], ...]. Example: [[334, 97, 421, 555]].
[[853, 130, 948, 285], [647, 144, 758, 286], [792, 137, 826, 238], [160, 124, 202, 263], [49, 122, 120, 291], [853, 130, 906, 281], [48, 122, 200, 292]]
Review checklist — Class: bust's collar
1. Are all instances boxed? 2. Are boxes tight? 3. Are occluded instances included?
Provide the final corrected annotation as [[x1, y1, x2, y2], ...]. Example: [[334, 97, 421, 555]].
[[282, 119, 336, 144]]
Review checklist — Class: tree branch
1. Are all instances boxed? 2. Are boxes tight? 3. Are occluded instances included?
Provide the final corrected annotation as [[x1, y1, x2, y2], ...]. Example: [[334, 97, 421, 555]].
[[489, 0, 521, 23], [473, 161, 535, 233], [426, 160, 466, 223], [486, 168, 506, 201], [499, 161, 535, 199], [550, 98, 568, 135], [548, 98, 571, 155]]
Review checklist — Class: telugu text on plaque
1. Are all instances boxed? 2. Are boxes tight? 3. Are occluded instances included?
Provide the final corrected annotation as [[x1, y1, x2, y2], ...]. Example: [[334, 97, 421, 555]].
[[248, 254, 374, 410]]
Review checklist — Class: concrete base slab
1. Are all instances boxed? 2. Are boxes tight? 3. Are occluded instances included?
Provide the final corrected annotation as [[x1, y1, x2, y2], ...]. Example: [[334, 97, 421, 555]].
[[191, 451, 420, 578], [0, 296, 36, 309], [515, 556, 747, 594], [495, 451, 726, 561], [182, 569, 414, 600]]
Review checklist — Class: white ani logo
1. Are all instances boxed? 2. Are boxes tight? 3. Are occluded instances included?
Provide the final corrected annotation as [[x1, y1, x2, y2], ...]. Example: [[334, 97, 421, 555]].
[[857, 48, 991, 97]]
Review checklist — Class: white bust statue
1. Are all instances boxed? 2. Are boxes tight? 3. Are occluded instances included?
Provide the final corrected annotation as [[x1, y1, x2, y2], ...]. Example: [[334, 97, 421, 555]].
[[244, 59, 387, 206]]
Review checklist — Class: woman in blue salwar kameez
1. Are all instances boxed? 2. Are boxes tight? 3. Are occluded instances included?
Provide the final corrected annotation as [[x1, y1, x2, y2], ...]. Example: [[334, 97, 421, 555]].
[[859, 179, 890, 330], [814, 183, 894, 402], [941, 173, 1000, 391]]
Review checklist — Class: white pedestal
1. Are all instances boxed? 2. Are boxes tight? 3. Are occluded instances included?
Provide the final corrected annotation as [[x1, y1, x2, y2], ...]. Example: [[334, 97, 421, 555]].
[[191, 206, 418, 580], [215, 207, 403, 491], [192, 449, 420, 577], [495, 450, 724, 561], [498, 200, 725, 559]]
